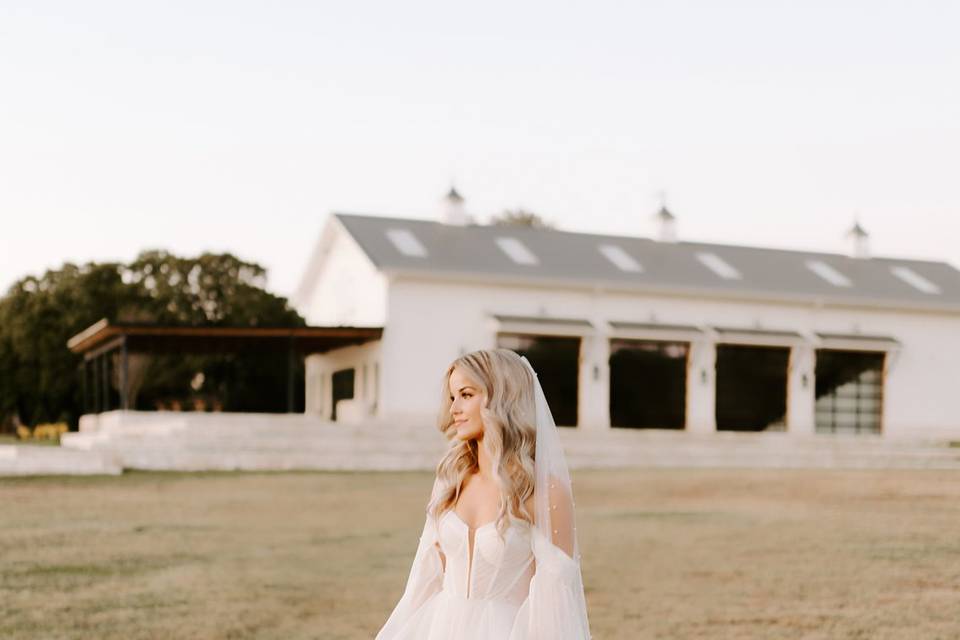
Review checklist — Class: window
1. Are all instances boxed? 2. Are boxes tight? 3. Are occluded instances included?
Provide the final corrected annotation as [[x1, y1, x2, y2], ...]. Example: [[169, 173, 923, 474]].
[[696, 252, 742, 280], [495, 237, 539, 265], [890, 265, 941, 294], [806, 260, 852, 287], [331, 368, 355, 421], [598, 244, 643, 272], [385, 228, 428, 257]]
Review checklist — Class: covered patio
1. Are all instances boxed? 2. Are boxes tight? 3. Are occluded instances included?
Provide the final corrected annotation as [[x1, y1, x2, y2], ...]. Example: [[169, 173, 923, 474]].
[[67, 319, 382, 414]]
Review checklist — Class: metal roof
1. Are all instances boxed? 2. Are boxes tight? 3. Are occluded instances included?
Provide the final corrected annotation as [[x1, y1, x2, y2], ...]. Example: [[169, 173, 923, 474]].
[[67, 318, 382, 358], [333, 213, 960, 311]]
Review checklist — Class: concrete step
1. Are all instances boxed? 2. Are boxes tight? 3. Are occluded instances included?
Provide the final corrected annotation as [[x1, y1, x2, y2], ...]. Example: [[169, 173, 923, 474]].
[[63, 433, 445, 455], [568, 456, 960, 470], [51, 410, 960, 474], [0, 445, 122, 476], [105, 450, 442, 472], [561, 441, 960, 459]]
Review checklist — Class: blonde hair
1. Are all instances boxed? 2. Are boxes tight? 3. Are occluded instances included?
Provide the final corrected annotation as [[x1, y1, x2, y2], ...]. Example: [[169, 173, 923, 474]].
[[428, 348, 537, 539]]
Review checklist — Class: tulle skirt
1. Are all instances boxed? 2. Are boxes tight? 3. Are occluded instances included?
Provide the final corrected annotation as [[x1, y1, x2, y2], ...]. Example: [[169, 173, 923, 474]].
[[390, 589, 523, 639]]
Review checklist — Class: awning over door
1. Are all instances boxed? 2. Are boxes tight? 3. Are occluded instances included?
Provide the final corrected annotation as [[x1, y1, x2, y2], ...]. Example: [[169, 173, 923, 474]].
[[814, 332, 901, 352], [608, 321, 705, 342], [712, 326, 806, 347], [489, 314, 595, 337]]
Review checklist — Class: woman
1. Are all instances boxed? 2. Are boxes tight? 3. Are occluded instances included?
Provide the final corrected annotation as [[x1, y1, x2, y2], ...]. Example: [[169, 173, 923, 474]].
[[375, 348, 592, 639]]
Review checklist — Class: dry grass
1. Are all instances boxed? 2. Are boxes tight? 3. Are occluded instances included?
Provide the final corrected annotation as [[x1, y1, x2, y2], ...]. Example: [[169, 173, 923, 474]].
[[2, 468, 960, 639]]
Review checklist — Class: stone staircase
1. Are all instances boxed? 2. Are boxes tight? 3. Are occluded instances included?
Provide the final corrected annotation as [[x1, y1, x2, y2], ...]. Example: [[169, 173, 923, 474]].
[[59, 411, 448, 472], [559, 428, 960, 470], [47, 410, 960, 474]]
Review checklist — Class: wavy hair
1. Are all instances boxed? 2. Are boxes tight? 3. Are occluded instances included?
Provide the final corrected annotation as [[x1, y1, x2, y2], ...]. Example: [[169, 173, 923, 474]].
[[427, 348, 537, 539]]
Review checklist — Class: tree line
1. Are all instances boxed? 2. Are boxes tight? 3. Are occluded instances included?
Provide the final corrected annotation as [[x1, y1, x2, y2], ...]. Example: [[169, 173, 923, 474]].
[[0, 250, 305, 432]]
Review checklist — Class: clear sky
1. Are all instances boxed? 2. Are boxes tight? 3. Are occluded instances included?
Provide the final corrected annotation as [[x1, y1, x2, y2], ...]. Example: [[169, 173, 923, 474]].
[[2, 1, 958, 300]]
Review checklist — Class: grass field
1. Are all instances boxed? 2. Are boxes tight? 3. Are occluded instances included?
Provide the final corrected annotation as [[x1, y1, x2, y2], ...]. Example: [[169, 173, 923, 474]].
[[2, 468, 959, 639]]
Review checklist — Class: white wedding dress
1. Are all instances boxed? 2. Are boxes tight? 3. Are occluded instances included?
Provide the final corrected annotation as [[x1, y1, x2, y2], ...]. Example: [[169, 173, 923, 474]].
[[376, 354, 591, 639], [375, 507, 591, 639]]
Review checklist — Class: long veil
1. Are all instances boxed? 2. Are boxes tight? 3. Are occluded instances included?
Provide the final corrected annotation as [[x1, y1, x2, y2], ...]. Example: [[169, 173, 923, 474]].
[[518, 355, 591, 637], [376, 352, 592, 640]]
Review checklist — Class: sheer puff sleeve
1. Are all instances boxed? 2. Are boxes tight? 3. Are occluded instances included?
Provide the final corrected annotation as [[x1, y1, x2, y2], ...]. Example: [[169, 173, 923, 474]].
[[508, 479, 592, 640], [374, 478, 444, 640]]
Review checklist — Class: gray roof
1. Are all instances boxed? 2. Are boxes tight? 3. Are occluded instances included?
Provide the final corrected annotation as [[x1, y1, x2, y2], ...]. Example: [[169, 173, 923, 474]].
[[333, 213, 960, 311]]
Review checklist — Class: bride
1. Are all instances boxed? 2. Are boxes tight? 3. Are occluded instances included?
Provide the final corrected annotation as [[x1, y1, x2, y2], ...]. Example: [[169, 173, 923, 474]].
[[375, 348, 592, 639]]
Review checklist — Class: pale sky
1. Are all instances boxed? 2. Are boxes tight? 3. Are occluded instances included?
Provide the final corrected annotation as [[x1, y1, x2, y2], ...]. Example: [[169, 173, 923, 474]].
[[2, 1, 958, 300]]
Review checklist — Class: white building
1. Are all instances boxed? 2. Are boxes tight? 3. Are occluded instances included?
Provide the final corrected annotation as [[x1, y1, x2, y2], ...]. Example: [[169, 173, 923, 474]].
[[293, 200, 960, 441]]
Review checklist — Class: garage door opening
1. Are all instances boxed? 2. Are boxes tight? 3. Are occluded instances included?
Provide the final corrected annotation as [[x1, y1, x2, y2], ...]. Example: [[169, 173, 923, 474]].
[[815, 350, 884, 434], [497, 333, 580, 427], [716, 344, 789, 431], [609, 339, 688, 429]]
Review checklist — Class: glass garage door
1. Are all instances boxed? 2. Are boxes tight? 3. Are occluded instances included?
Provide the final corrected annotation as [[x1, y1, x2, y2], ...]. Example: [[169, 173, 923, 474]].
[[814, 350, 884, 434]]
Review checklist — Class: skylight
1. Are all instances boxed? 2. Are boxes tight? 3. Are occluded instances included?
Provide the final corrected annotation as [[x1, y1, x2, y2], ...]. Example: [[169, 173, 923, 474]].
[[495, 237, 539, 265], [890, 265, 941, 294], [598, 244, 643, 272], [806, 260, 852, 287], [696, 252, 742, 280], [385, 228, 427, 257]]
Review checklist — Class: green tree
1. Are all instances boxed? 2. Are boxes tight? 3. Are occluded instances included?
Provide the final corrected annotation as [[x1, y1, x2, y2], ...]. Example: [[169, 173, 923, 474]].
[[0, 251, 305, 431], [489, 208, 553, 229]]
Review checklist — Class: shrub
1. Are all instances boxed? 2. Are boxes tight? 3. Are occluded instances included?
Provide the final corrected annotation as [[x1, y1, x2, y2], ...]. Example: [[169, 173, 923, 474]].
[[31, 422, 69, 441]]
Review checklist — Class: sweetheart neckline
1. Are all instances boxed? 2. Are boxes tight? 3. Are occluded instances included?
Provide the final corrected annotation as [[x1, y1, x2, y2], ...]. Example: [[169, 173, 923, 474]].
[[444, 510, 530, 599], [445, 509, 528, 532]]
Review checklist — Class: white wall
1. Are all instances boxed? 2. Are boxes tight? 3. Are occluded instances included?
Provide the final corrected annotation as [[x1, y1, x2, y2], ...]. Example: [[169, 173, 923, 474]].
[[876, 313, 959, 439], [296, 217, 388, 327], [378, 276, 613, 426], [304, 341, 382, 422], [376, 275, 960, 439]]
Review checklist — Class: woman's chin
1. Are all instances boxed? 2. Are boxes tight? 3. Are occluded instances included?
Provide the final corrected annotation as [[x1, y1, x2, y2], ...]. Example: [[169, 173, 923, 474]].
[[454, 425, 479, 441]]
